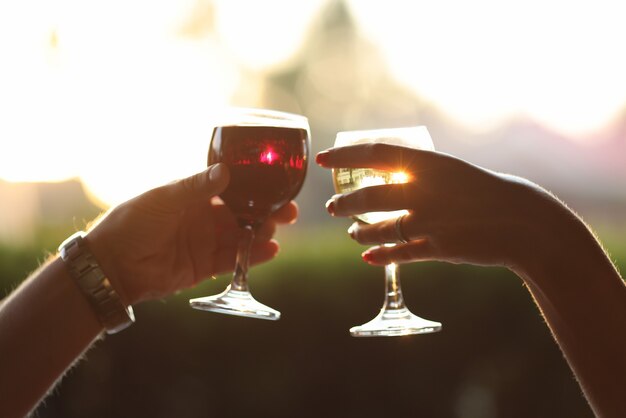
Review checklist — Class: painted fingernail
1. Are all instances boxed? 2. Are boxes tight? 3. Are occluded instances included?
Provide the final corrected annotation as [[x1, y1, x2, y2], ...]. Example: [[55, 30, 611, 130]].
[[315, 151, 329, 165], [347, 223, 357, 238], [361, 250, 374, 263], [325, 198, 336, 215]]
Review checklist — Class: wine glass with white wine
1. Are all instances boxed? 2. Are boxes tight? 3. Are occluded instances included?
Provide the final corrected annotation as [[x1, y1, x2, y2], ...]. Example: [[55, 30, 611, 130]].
[[332, 126, 442, 337]]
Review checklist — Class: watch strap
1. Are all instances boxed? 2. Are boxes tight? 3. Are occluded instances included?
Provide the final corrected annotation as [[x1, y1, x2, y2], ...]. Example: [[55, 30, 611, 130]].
[[59, 231, 135, 334]]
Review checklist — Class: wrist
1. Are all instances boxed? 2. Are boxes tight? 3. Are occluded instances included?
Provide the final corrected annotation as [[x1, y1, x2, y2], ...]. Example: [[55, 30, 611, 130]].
[[508, 188, 600, 291], [82, 219, 137, 306], [59, 231, 135, 334]]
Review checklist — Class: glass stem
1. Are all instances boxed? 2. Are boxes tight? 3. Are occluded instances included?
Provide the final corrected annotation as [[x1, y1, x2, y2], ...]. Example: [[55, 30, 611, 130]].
[[231, 224, 254, 292], [383, 245, 406, 311]]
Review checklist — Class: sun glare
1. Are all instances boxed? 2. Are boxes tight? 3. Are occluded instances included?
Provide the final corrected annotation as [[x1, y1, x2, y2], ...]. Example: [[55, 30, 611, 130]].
[[0, 0, 323, 206], [213, 0, 322, 71], [347, 0, 626, 137], [1, 0, 625, 207], [390, 172, 409, 184], [0, 0, 240, 206]]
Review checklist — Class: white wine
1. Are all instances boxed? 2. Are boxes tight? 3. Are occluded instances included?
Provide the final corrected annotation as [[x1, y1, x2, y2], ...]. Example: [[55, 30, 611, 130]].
[[331, 126, 442, 338], [332, 167, 409, 224]]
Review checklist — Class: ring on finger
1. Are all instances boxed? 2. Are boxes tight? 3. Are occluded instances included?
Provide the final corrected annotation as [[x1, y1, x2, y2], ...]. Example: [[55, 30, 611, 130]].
[[395, 213, 410, 244]]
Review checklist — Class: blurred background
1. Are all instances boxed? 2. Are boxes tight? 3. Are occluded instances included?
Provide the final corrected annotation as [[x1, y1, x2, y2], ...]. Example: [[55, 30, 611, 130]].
[[1, 0, 625, 416]]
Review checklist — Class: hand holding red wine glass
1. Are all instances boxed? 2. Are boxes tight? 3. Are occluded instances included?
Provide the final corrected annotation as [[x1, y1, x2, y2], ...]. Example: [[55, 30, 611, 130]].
[[190, 108, 310, 320]]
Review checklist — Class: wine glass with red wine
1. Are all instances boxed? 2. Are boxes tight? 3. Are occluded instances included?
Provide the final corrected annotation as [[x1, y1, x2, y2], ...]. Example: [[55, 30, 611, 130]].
[[189, 108, 310, 320]]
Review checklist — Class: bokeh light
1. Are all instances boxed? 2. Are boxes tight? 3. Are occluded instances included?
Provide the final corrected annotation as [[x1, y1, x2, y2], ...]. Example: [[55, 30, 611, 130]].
[[1, 2, 624, 417], [347, 0, 626, 136], [1, 0, 626, 205]]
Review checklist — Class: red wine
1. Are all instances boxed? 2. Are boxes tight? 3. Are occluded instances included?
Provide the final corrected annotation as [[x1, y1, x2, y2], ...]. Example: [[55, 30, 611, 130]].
[[209, 125, 309, 225]]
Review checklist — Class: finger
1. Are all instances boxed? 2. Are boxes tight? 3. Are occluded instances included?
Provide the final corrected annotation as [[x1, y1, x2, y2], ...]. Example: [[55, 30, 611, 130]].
[[361, 239, 438, 265], [147, 163, 230, 213], [193, 201, 296, 254], [249, 240, 281, 266], [316, 143, 436, 171], [255, 220, 277, 242], [253, 202, 298, 242], [210, 240, 281, 276], [269, 201, 299, 224], [327, 183, 415, 217], [347, 213, 424, 245]]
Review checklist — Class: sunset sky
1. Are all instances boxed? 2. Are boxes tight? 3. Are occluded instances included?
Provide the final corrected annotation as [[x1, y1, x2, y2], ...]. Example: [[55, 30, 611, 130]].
[[1, 0, 625, 206]]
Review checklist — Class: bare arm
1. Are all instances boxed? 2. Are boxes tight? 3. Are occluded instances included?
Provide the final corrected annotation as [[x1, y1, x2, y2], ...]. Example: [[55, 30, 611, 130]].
[[517, 212, 626, 418], [317, 144, 626, 417], [0, 164, 298, 417], [0, 257, 103, 418]]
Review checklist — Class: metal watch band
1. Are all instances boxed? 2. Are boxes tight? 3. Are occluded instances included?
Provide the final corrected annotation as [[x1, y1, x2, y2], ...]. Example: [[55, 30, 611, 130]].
[[59, 231, 135, 334]]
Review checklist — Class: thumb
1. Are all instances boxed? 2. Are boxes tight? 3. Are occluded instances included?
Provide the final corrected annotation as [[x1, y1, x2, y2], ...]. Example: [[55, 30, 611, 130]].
[[150, 163, 230, 212]]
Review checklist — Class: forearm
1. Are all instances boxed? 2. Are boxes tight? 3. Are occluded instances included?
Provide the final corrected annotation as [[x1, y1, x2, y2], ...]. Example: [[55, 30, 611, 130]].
[[0, 256, 103, 418], [515, 210, 626, 417]]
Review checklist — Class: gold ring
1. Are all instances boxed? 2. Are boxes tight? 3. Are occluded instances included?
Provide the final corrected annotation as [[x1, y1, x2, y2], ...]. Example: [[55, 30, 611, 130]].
[[395, 214, 410, 244]]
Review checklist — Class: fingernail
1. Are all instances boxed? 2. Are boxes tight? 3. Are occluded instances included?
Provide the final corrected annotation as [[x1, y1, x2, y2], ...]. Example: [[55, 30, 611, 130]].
[[362, 250, 374, 263], [325, 198, 336, 215], [315, 151, 329, 165], [347, 223, 357, 238], [209, 163, 226, 182]]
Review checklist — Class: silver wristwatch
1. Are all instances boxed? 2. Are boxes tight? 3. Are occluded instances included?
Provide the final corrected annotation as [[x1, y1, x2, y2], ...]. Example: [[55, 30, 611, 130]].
[[59, 231, 135, 334]]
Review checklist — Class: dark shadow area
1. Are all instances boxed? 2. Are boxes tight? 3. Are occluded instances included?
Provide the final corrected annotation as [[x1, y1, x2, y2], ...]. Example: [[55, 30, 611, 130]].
[[2, 228, 605, 418]]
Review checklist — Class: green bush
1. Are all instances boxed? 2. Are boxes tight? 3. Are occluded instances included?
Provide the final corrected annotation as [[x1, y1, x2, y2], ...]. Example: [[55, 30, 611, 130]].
[[3, 225, 623, 418]]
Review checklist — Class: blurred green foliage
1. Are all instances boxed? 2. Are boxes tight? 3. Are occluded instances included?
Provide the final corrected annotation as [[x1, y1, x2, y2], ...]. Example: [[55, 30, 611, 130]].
[[2, 225, 623, 417], [0, 224, 77, 297]]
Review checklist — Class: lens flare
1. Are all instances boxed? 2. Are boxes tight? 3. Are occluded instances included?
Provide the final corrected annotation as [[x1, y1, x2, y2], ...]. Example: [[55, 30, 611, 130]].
[[390, 171, 410, 184], [259, 147, 278, 164]]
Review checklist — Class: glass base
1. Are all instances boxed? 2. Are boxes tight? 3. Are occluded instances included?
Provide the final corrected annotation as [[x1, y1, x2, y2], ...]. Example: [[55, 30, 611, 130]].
[[350, 307, 441, 337], [189, 285, 281, 321]]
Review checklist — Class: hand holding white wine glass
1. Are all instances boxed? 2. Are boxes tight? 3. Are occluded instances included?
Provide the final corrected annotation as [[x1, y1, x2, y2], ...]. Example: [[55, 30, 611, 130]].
[[326, 126, 442, 337]]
